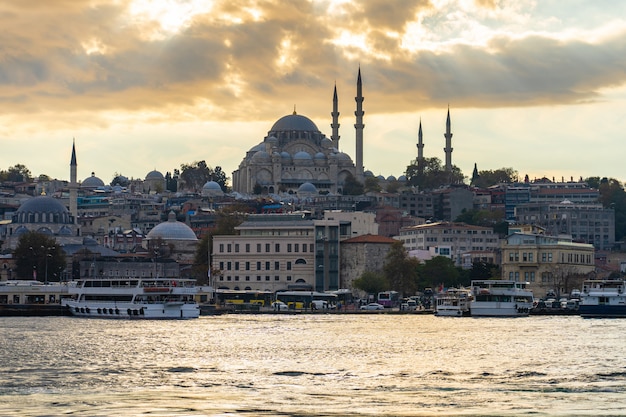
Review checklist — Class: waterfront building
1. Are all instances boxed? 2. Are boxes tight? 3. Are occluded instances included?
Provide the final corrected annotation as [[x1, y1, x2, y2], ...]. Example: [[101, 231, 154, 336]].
[[398, 222, 499, 266], [339, 234, 398, 290], [501, 232, 595, 298]]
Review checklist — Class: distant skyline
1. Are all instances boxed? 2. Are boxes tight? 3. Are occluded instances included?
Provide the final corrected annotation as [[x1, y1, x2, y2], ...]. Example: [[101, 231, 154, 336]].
[[1, 0, 626, 185]]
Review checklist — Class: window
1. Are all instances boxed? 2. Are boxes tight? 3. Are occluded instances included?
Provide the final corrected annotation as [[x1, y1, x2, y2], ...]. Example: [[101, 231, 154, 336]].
[[256, 276, 261, 281], [219, 262, 224, 270], [245, 276, 250, 281], [245, 243, 250, 253], [219, 243, 224, 253], [295, 244, 299, 252], [265, 261, 270, 271], [227, 262, 231, 271], [302, 244, 307, 253], [265, 276, 270, 281], [275, 243, 280, 252], [227, 244, 232, 253], [235, 262, 239, 271], [245, 262, 250, 271], [265, 243, 270, 253], [287, 244, 292, 252], [287, 276, 292, 281], [256, 243, 261, 253], [274, 276, 279, 281], [235, 244, 240, 253], [287, 262, 292, 271], [256, 261, 261, 270], [274, 261, 280, 270]]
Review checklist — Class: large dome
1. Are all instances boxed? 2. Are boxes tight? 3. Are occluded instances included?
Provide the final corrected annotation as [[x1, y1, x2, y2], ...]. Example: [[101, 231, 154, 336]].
[[146, 170, 164, 180], [270, 114, 320, 133], [14, 195, 71, 224], [147, 212, 197, 241]]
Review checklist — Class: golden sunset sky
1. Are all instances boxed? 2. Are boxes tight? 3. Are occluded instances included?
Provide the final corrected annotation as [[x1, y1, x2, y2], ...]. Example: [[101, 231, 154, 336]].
[[1, 0, 625, 185]]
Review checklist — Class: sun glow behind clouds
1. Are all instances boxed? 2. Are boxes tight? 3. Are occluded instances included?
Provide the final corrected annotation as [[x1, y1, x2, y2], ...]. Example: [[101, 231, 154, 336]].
[[126, 0, 214, 39]]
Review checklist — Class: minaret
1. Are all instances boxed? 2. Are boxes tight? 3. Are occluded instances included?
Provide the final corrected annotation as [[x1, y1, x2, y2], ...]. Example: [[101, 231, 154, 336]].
[[417, 118, 424, 176], [69, 139, 78, 224], [444, 106, 453, 172], [354, 67, 365, 181], [330, 83, 340, 149]]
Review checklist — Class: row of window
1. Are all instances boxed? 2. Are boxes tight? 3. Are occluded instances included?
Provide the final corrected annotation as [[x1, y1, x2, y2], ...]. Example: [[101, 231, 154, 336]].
[[219, 259, 307, 272], [218, 242, 315, 254], [218, 275, 293, 282], [508, 251, 592, 265]]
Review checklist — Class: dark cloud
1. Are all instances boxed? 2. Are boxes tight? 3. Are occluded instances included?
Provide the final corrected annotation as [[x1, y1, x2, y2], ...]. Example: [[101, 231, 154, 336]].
[[0, 0, 625, 125]]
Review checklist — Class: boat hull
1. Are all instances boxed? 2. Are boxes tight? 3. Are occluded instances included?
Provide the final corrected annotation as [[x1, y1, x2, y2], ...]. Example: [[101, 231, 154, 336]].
[[579, 305, 626, 318], [435, 308, 470, 317], [470, 302, 532, 317], [64, 300, 199, 319]]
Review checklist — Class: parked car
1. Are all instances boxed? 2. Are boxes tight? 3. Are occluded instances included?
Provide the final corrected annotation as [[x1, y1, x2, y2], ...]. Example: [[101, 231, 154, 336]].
[[271, 301, 290, 311], [360, 303, 385, 311]]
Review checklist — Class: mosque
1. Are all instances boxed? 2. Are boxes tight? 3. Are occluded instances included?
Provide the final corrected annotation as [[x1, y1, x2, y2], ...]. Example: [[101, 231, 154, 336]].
[[231, 69, 367, 196]]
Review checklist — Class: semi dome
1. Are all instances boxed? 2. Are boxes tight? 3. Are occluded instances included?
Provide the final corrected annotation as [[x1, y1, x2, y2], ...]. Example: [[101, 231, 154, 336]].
[[82, 172, 105, 188], [147, 212, 197, 241], [280, 151, 292, 163], [251, 150, 271, 163], [14, 195, 71, 224], [293, 151, 312, 160], [270, 113, 319, 133]]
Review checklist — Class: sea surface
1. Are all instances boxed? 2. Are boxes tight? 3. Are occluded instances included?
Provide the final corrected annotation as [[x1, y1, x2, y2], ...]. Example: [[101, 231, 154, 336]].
[[0, 314, 625, 416]]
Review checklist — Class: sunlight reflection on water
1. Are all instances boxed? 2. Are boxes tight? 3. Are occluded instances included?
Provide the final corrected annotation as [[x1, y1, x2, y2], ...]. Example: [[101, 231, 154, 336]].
[[1, 315, 625, 416]]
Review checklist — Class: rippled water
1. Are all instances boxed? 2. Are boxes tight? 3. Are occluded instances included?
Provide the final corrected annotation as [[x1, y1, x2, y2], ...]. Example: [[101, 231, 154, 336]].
[[1, 315, 625, 416]]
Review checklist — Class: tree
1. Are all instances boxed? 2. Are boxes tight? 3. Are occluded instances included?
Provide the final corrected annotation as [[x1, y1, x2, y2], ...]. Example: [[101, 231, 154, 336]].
[[587, 176, 626, 241], [405, 157, 465, 190], [383, 241, 420, 296], [342, 173, 364, 195], [179, 161, 230, 193], [364, 176, 382, 193], [0, 164, 32, 182], [469, 261, 500, 282], [417, 256, 460, 289], [472, 167, 518, 188], [165, 171, 178, 192], [14, 232, 66, 282], [352, 271, 389, 295]]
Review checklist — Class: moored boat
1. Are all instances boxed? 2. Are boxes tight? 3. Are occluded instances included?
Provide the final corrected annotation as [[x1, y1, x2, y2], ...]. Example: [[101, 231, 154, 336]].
[[470, 280, 533, 317], [63, 276, 199, 319], [578, 279, 626, 318], [0, 280, 71, 316], [435, 287, 472, 317]]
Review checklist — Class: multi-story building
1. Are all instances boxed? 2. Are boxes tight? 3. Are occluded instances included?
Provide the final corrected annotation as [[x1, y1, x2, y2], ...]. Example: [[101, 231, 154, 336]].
[[501, 233, 595, 298], [514, 202, 614, 250], [431, 187, 474, 221], [397, 222, 500, 266], [339, 234, 398, 291]]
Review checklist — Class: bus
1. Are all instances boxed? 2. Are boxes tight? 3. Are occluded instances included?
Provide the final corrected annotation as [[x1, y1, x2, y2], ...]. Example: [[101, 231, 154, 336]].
[[275, 291, 338, 310], [214, 289, 273, 307], [377, 291, 399, 308]]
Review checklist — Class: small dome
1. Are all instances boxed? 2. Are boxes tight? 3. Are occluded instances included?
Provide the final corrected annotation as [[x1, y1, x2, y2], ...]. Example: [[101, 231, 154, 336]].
[[82, 172, 105, 188], [321, 138, 332, 149], [297, 182, 317, 194], [377, 175, 385, 180], [398, 175, 407, 182], [314, 152, 326, 160], [146, 170, 164, 180], [265, 136, 278, 146], [336, 152, 352, 161], [387, 175, 397, 181], [147, 212, 198, 241], [202, 181, 224, 197], [251, 150, 271, 163], [364, 170, 374, 177]]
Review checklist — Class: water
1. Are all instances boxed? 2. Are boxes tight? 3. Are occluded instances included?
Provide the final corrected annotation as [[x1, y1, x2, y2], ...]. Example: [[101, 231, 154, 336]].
[[0, 315, 625, 416]]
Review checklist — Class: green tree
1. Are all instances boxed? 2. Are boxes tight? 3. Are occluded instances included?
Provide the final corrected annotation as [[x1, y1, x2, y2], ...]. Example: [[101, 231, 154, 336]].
[[110, 173, 130, 187], [455, 209, 505, 228], [417, 256, 460, 289], [342, 173, 364, 195], [0, 164, 32, 182], [364, 176, 382, 193], [352, 271, 389, 295], [468, 261, 500, 281], [587, 176, 626, 241], [405, 157, 465, 190], [383, 241, 420, 296], [14, 232, 66, 282], [472, 167, 518, 188], [180, 161, 230, 193]]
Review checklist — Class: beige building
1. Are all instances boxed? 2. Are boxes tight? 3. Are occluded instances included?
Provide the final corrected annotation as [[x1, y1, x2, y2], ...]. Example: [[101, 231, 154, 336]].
[[397, 222, 500, 266], [501, 233, 595, 298], [339, 234, 397, 290]]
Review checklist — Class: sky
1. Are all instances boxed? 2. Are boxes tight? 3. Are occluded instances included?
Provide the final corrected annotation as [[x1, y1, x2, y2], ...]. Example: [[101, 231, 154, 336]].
[[1, 0, 626, 186]]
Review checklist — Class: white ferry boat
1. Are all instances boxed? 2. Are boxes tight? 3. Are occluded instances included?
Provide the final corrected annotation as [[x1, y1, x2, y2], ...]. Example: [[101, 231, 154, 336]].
[[435, 287, 472, 317], [470, 280, 534, 317], [578, 279, 626, 318], [63, 276, 199, 319]]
